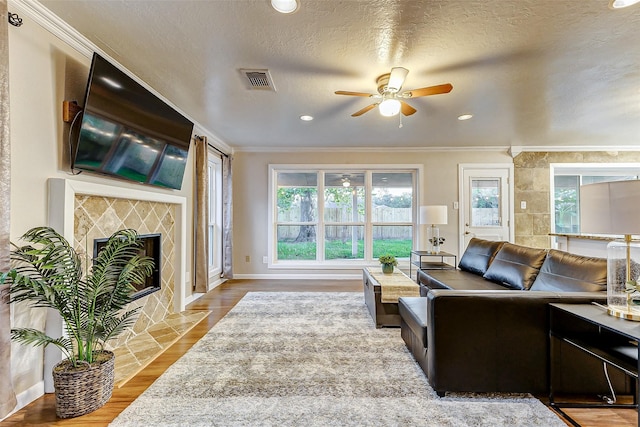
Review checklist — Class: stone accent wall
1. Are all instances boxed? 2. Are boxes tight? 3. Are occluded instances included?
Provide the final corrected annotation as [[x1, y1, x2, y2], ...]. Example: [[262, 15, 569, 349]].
[[73, 195, 176, 348], [514, 151, 640, 248]]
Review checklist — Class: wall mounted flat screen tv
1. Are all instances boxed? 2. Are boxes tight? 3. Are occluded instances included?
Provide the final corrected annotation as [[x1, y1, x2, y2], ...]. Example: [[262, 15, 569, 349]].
[[72, 53, 194, 190]]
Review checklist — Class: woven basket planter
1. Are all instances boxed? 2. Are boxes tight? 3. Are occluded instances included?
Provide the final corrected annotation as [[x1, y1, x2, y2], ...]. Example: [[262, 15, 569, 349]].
[[52, 350, 115, 418]]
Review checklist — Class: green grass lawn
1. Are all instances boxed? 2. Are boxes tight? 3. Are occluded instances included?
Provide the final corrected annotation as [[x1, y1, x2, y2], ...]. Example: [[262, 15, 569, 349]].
[[277, 239, 412, 260], [278, 241, 316, 260]]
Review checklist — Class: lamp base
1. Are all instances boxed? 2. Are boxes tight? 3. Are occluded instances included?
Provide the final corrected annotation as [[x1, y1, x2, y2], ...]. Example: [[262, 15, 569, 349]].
[[607, 305, 640, 322], [427, 225, 440, 254], [606, 237, 640, 322]]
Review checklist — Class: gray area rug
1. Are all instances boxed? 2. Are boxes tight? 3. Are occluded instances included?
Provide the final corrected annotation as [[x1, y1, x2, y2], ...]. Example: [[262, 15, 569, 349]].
[[109, 292, 565, 426]]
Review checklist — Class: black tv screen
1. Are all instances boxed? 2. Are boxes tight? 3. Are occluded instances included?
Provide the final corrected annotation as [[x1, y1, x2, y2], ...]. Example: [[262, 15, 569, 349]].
[[93, 233, 161, 301], [73, 53, 194, 190]]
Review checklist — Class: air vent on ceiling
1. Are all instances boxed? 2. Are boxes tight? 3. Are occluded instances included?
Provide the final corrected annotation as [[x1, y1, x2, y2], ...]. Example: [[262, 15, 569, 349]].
[[240, 69, 276, 91]]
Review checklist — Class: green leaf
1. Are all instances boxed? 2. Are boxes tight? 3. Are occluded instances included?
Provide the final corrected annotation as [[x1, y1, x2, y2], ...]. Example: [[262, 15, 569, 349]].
[[3, 227, 154, 364], [10, 328, 73, 359]]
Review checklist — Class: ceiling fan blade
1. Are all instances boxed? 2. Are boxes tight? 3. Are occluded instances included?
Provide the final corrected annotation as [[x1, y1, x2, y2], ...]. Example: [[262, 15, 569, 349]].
[[335, 90, 374, 97], [404, 83, 453, 98], [388, 67, 409, 92], [351, 103, 378, 117], [400, 101, 417, 116]]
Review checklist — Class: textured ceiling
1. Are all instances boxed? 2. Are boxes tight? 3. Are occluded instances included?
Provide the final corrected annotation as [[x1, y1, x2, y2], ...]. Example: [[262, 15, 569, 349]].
[[36, 0, 640, 151]]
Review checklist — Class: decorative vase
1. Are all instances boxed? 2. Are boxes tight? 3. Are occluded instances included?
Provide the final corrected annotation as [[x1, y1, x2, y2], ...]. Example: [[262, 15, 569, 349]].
[[382, 263, 394, 274], [52, 350, 115, 418]]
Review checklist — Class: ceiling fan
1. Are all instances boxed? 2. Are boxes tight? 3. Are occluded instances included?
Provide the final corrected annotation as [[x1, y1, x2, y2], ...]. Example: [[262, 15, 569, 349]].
[[335, 67, 453, 117]]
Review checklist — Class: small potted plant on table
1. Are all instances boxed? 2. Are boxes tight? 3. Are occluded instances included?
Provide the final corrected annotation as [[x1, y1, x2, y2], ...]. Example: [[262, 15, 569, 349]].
[[378, 254, 398, 274], [1, 227, 154, 418]]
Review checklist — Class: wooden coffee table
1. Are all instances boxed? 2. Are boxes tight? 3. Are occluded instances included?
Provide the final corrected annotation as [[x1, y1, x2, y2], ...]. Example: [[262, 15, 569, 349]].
[[363, 267, 420, 328]]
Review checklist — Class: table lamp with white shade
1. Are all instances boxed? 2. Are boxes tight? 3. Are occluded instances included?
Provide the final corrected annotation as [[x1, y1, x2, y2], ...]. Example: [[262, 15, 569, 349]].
[[420, 205, 448, 254], [580, 180, 640, 321]]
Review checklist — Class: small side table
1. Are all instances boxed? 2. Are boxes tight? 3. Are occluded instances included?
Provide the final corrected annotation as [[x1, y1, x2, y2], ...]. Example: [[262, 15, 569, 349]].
[[409, 250, 457, 281]]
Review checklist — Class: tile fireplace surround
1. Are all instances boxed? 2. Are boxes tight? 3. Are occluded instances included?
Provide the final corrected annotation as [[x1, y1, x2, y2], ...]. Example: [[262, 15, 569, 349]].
[[46, 178, 191, 390], [74, 194, 176, 346]]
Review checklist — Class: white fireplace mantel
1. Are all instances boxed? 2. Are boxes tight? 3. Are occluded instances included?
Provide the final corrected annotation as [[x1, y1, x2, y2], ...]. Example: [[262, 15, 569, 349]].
[[45, 177, 188, 392]]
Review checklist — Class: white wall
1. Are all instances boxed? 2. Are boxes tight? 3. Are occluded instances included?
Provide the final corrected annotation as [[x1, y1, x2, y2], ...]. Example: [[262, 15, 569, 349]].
[[232, 149, 513, 278], [7, 11, 197, 406]]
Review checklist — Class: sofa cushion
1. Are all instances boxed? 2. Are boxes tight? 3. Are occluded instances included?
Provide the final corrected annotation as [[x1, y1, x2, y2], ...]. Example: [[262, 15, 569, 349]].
[[530, 249, 607, 292], [482, 243, 547, 290], [418, 269, 510, 292], [458, 238, 505, 275]]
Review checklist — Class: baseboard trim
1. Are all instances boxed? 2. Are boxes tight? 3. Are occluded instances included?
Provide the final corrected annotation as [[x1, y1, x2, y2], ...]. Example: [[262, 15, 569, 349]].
[[184, 292, 203, 306], [185, 278, 228, 306], [1, 381, 45, 421], [232, 273, 361, 280], [207, 278, 226, 291]]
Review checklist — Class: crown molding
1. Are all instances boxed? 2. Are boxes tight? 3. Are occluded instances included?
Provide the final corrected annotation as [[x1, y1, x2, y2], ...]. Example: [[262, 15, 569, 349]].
[[192, 124, 232, 155], [233, 145, 512, 153], [9, 0, 94, 57], [508, 145, 640, 157], [234, 144, 640, 154], [10, 0, 231, 152]]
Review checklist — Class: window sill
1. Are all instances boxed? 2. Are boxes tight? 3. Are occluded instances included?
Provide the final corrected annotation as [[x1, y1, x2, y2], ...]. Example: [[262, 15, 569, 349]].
[[266, 261, 410, 270]]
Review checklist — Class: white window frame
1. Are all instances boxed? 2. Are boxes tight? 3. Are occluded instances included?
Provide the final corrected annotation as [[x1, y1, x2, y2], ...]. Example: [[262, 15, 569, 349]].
[[267, 164, 423, 269], [207, 152, 223, 280]]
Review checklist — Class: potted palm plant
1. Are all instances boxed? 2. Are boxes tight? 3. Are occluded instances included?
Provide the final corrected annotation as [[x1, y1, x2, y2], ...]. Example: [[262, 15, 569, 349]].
[[1, 227, 154, 418]]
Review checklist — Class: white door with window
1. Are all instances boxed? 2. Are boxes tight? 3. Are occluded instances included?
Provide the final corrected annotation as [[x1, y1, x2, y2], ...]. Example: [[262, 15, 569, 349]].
[[458, 164, 513, 256]]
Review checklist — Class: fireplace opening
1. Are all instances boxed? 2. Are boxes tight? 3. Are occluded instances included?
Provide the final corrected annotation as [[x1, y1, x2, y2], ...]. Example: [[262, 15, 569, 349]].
[[93, 233, 162, 300]]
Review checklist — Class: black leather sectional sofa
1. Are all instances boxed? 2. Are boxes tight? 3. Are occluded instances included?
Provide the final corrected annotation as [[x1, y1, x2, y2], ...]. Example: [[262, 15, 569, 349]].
[[398, 238, 629, 397]]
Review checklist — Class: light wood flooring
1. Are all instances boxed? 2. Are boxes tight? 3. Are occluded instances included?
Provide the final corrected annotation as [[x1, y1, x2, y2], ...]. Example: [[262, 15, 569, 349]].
[[1, 279, 636, 427]]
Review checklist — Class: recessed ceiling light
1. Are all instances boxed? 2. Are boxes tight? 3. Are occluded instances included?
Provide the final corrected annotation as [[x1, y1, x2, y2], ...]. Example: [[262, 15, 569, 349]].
[[458, 114, 473, 121], [271, 0, 299, 13], [300, 115, 313, 121], [609, 0, 640, 8]]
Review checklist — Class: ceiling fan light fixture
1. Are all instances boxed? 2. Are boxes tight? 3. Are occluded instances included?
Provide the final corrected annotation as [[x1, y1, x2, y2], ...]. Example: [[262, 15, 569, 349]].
[[271, 0, 299, 13], [379, 99, 401, 117], [335, 67, 452, 118], [387, 67, 409, 92], [609, 0, 640, 8]]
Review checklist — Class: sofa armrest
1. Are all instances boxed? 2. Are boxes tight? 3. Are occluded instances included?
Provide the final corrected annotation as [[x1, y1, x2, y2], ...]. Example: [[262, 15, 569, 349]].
[[425, 289, 606, 394]]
